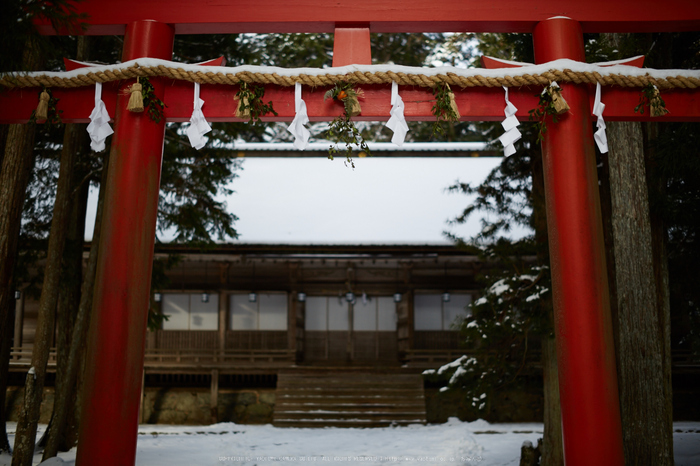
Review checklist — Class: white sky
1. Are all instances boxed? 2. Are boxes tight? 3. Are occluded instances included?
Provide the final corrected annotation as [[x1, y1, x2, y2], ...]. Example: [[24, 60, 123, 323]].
[[85, 156, 529, 245]]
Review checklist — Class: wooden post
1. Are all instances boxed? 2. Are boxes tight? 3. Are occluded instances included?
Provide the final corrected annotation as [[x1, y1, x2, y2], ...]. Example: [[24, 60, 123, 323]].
[[218, 289, 227, 361], [332, 26, 372, 67], [13, 292, 23, 355], [210, 369, 219, 424]]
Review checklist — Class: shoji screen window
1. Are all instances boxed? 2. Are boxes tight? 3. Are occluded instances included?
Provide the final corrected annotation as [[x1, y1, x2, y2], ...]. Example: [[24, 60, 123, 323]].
[[414, 293, 472, 330], [353, 296, 396, 331], [161, 293, 218, 330], [230, 293, 287, 330]]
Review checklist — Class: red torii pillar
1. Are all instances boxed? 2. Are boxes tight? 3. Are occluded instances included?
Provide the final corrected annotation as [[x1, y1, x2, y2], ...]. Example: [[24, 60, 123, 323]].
[[76, 20, 174, 466], [533, 17, 624, 466]]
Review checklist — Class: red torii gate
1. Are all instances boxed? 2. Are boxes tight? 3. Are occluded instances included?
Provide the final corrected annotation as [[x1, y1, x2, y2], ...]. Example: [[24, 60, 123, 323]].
[[2, 2, 700, 465]]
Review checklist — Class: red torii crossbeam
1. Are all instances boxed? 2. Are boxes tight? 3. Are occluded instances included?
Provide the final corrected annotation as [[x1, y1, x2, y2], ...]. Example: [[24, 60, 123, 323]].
[[3, 80, 700, 124], [3, 2, 700, 466]]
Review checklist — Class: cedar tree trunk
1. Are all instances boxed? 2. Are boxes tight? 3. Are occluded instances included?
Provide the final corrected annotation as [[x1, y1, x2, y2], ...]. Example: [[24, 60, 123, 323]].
[[42, 147, 109, 460], [12, 117, 79, 466], [0, 125, 37, 456], [607, 121, 674, 465], [532, 150, 564, 466]]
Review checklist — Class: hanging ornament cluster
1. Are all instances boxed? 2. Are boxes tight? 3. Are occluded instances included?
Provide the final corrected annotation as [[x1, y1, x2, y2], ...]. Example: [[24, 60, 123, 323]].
[[324, 81, 370, 166], [498, 86, 521, 157], [544, 81, 569, 114], [234, 91, 250, 119], [324, 82, 363, 117], [234, 82, 277, 124], [431, 82, 460, 137], [634, 84, 670, 117], [648, 85, 669, 117]]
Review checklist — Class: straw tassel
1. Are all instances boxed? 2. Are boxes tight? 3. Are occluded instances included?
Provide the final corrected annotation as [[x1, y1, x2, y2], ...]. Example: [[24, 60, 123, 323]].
[[347, 96, 362, 117], [36, 90, 50, 121], [447, 84, 461, 119], [650, 86, 669, 117], [127, 79, 144, 113], [547, 84, 569, 114], [235, 94, 250, 119]]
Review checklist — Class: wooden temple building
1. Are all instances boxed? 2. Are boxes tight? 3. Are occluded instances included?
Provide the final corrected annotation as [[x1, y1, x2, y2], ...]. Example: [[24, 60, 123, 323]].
[[9, 243, 484, 427]]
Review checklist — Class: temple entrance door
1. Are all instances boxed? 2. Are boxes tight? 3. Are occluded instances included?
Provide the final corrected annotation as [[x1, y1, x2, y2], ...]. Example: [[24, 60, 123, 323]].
[[351, 296, 398, 363], [304, 296, 397, 364]]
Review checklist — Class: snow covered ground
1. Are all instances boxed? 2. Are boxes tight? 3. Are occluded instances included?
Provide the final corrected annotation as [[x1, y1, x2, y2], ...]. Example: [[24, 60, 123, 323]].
[[3, 419, 699, 466]]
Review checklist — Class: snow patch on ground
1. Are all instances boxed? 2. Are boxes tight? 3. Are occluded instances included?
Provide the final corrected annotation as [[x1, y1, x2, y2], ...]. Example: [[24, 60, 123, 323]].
[[2, 420, 699, 466]]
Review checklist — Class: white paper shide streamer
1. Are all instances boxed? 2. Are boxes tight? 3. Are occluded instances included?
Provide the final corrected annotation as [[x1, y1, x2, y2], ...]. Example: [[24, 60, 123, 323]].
[[287, 82, 310, 150], [498, 87, 521, 156], [386, 81, 409, 145], [186, 82, 212, 150], [593, 82, 608, 153], [86, 82, 113, 152]]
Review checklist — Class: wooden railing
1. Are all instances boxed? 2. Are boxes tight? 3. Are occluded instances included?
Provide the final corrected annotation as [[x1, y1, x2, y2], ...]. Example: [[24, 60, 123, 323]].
[[404, 349, 543, 369], [143, 348, 295, 366], [10, 346, 697, 371], [9, 347, 58, 366], [402, 349, 469, 366], [406, 348, 700, 370], [9, 347, 295, 370]]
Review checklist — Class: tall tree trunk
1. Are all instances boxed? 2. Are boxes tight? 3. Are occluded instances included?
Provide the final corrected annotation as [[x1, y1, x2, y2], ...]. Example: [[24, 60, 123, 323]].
[[42, 148, 109, 461], [642, 120, 675, 464], [0, 120, 14, 454], [57, 145, 90, 451], [0, 125, 8, 165], [0, 35, 40, 452], [38, 35, 93, 456], [531, 150, 564, 466], [540, 336, 563, 466], [37, 122, 89, 455], [12, 117, 80, 466], [607, 121, 674, 466], [0, 126, 37, 455]]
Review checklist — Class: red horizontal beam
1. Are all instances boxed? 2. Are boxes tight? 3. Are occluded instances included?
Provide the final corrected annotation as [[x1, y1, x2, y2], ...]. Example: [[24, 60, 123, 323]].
[[36, 0, 700, 35], [1, 83, 699, 124]]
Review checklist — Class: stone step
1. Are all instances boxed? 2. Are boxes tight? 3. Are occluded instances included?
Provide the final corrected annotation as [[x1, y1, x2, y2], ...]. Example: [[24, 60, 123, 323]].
[[277, 397, 425, 409], [273, 372, 426, 428], [277, 388, 423, 398], [272, 419, 424, 428]]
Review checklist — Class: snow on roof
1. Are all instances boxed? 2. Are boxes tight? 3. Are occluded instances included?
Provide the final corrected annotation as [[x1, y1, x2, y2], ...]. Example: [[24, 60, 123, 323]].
[[231, 141, 489, 152]]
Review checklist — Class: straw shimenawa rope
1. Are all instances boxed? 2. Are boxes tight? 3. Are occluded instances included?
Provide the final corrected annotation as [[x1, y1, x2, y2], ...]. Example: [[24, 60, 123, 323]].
[[1, 63, 699, 91]]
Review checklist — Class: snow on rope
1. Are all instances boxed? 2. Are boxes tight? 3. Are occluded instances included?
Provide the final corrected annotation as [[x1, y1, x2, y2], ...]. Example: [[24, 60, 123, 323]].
[[1, 58, 699, 90]]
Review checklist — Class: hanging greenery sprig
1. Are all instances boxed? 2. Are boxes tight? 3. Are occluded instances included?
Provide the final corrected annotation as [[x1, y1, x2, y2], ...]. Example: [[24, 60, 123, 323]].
[[431, 82, 460, 137], [528, 83, 568, 143], [235, 82, 278, 125], [30, 88, 62, 126], [324, 81, 370, 167], [635, 84, 669, 117], [141, 78, 166, 123]]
